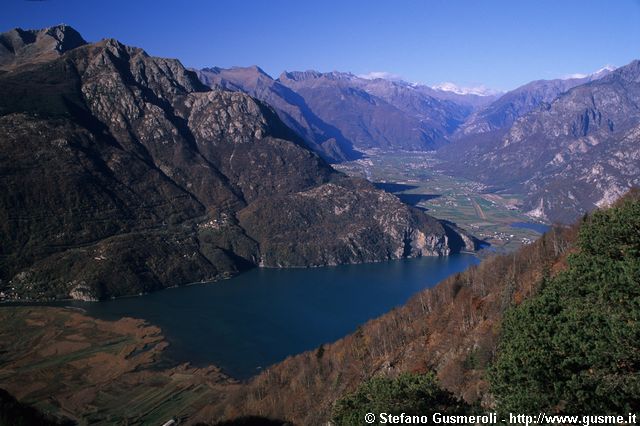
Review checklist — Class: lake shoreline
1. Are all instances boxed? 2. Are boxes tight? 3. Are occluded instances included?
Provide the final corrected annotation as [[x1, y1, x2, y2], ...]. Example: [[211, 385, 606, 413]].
[[73, 254, 481, 379]]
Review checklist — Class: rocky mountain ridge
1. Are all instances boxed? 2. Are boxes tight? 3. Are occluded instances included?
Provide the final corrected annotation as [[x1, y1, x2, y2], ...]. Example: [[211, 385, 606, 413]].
[[454, 68, 614, 138], [198, 66, 485, 156], [442, 61, 640, 222], [0, 24, 86, 69], [0, 25, 475, 301]]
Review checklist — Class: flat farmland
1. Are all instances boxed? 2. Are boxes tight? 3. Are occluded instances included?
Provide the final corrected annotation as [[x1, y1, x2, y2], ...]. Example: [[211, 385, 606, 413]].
[[334, 151, 548, 252], [0, 307, 235, 425]]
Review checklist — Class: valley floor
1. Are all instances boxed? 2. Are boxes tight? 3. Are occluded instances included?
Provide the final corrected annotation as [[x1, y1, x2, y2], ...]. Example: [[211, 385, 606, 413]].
[[334, 150, 547, 252]]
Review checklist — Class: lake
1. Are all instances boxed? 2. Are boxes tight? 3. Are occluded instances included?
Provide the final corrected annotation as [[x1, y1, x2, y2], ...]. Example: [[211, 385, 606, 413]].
[[62, 255, 479, 379]]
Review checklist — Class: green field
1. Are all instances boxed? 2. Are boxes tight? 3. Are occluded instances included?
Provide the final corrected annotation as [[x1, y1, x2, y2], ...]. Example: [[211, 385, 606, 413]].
[[334, 150, 547, 252]]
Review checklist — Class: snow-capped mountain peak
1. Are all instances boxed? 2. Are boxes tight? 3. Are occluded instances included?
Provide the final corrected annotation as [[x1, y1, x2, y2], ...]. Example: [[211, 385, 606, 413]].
[[431, 82, 498, 96], [357, 71, 405, 82], [562, 65, 617, 80]]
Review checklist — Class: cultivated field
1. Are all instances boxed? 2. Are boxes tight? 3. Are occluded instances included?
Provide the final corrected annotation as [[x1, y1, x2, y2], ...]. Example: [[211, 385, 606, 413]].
[[0, 307, 235, 425], [334, 151, 546, 252]]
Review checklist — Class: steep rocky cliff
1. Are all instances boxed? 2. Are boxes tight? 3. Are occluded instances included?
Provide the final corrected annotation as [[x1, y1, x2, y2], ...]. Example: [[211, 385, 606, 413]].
[[441, 62, 638, 223], [0, 26, 474, 301]]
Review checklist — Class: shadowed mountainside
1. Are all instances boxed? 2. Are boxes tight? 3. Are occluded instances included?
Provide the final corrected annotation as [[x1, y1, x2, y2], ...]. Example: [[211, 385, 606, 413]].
[[0, 25, 475, 301]]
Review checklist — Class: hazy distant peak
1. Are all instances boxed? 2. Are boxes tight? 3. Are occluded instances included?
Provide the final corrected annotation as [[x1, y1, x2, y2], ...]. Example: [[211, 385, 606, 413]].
[[562, 64, 617, 80], [200, 66, 223, 74], [278, 70, 356, 82], [197, 66, 276, 91], [279, 70, 321, 81], [431, 82, 499, 96], [231, 64, 271, 76], [593, 64, 617, 75], [329, 71, 357, 80]]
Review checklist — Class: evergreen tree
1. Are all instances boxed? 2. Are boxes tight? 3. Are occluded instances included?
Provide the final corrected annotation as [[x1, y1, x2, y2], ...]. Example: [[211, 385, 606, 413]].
[[332, 372, 471, 425], [490, 197, 640, 413]]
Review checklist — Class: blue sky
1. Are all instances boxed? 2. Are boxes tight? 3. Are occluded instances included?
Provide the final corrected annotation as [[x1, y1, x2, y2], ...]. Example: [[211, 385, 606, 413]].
[[3, 0, 640, 91]]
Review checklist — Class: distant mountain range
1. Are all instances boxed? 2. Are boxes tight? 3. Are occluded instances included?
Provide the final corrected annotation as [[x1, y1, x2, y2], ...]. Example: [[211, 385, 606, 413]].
[[197, 66, 496, 161], [454, 66, 615, 138], [198, 62, 639, 224], [0, 25, 476, 301], [196, 66, 361, 162], [431, 81, 499, 97]]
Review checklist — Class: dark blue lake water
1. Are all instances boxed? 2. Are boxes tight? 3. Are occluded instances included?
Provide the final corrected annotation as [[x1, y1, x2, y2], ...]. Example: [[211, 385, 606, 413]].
[[59, 255, 478, 379], [510, 222, 551, 234]]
